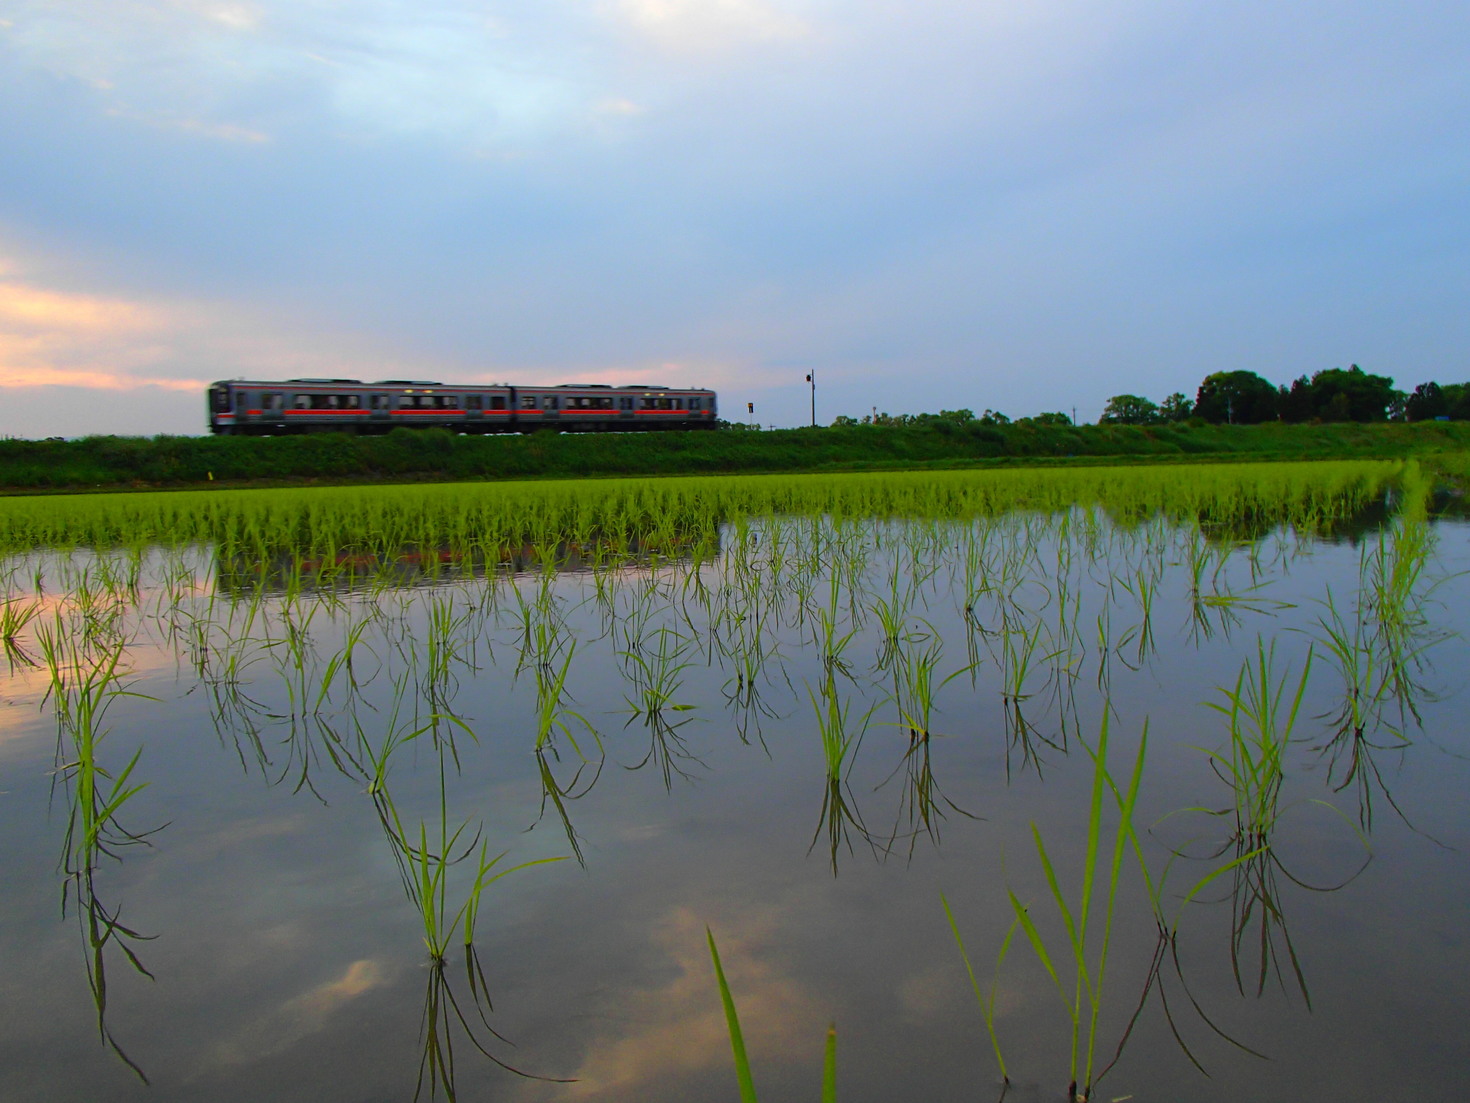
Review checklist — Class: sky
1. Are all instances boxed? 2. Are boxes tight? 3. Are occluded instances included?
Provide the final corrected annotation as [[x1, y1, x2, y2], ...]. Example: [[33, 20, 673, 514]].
[[0, 0, 1467, 437]]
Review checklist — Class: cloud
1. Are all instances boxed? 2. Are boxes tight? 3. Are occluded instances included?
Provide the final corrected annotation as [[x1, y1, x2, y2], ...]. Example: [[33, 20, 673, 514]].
[[555, 905, 822, 1097], [610, 0, 810, 53], [201, 958, 390, 1071]]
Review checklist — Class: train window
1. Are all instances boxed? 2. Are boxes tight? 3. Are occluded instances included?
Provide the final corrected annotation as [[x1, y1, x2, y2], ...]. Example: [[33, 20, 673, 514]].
[[210, 388, 229, 412], [294, 394, 309, 409], [673, 398, 684, 410], [345, 395, 361, 410], [266, 393, 284, 411], [597, 397, 613, 409], [521, 395, 538, 410], [398, 395, 413, 409], [640, 397, 655, 410], [370, 394, 389, 411], [491, 396, 507, 410], [441, 395, 459, 409], [544, 396, 559, 410], [467, 395, 482, 411], [688, 397, 700, 410], [620, 397, 633, 411], [236, 392, 248, 412]]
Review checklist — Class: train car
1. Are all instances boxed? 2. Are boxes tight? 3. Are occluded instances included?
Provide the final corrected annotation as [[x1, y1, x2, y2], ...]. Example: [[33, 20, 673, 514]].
[[208, 379, 718, 435]]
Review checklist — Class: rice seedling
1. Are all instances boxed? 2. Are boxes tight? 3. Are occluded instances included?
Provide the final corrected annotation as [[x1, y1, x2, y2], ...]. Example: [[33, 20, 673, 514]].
[[619, 625, 698, 724], [1200, 638, 1311, 847], [808, 671, 881, 873], [532, 638, 599, 758], [959, 714, 1147, 1103], [1306, 589, 1420, 832]]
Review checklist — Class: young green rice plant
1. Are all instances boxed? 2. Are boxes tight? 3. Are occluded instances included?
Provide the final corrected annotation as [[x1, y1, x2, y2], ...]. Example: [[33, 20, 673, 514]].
[[994, 610, 1061, 706], [808, 671, 881, 874], [619, 625, 697, 724], [420, 592, 475, 707], [1306, 589, 1417, 832], [991, 714, 1148, 1103], [533, 638, 599, 759], [370, 734, 565, 964], [1200, 639, 1311, 848], [940, 891, 1013, 1091], [812, 570, 860, 677], [707, 927, 837, 1103], [37, 624, 162, 872]]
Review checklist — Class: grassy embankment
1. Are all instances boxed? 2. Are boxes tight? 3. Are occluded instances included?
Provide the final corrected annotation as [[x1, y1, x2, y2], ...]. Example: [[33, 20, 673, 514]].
[[4, 419, 1470, 493]]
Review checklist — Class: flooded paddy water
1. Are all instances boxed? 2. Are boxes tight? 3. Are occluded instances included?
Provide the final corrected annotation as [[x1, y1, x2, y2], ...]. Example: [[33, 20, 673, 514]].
[[1, 463, 1468, 1102]]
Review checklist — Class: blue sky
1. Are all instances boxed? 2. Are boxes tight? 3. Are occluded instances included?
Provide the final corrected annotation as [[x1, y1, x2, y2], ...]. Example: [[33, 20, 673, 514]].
[[1, 0, 1467, 436]]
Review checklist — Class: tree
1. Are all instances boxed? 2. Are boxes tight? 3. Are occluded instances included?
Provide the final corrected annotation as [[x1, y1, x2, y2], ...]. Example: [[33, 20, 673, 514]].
[[1159, 393, 1193, 422], [1099, 394, 1161, 425], [1277, 376, 1314, 423], [1304, 365, 1396, 422], [1194, 371, 1278, 424], [1404, 382, 1446, 422]]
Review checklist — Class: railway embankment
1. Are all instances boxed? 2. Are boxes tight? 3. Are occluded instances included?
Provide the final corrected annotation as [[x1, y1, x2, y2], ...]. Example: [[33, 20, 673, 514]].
[[5, 420, 1470, 494]]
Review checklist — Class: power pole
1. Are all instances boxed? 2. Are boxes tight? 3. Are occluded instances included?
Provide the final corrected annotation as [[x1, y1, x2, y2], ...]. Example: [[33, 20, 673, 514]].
[[805, 372, 816, 427]]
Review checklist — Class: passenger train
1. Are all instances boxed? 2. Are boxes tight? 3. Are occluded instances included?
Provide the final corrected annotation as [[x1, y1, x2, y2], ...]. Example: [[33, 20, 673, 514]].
[[207, 378, 718, 435]]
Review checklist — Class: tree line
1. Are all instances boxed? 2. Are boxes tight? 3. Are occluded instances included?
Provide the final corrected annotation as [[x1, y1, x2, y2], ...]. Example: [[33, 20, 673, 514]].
[[1098, 365, 1470, 426]]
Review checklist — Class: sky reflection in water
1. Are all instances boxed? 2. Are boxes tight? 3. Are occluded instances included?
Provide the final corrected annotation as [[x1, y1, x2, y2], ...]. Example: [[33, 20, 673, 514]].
[[1, 503, 1468, 1102]]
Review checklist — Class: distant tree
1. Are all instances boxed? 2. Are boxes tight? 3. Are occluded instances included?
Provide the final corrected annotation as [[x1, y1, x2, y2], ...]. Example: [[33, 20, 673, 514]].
[[1027, 411, 1073, 426], [1388, 390, 1408, 422], [1277, 376, 1314, 423], [978, 409, 1010, 426], [1099, 394, 1161, 425], [1194, 371, 1278, 424], [1404, 382, 1447, 421], [1445, 383, 1470, 420], [831, 414, 860, 427], [1159, 393, 1193, 422], [1305, 364, 1396, 422]]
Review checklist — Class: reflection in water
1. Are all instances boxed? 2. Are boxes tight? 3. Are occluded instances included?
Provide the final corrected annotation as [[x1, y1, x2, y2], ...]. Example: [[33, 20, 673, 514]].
[[558, 907, 823, 1099]]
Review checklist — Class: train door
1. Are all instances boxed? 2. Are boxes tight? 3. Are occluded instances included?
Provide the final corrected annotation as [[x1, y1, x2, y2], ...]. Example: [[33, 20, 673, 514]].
[[262, 392, 285, 428]]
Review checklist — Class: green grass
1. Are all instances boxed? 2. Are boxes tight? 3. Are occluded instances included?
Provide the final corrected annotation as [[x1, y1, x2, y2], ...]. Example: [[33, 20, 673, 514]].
[[4, 420, 1470, 493]]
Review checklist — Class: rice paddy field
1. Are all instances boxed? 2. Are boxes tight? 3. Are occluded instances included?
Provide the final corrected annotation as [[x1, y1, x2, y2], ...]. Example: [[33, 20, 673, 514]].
[[2, 461, 1468, 1102]]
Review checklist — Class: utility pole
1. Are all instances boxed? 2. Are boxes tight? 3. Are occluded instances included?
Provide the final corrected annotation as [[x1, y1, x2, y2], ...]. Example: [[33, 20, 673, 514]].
[[805, 372, 816, 427]]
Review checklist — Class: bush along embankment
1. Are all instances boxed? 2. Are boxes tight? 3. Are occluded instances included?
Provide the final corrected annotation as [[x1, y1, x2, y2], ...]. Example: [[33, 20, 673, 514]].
[[6, 420, 1470, 493]]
